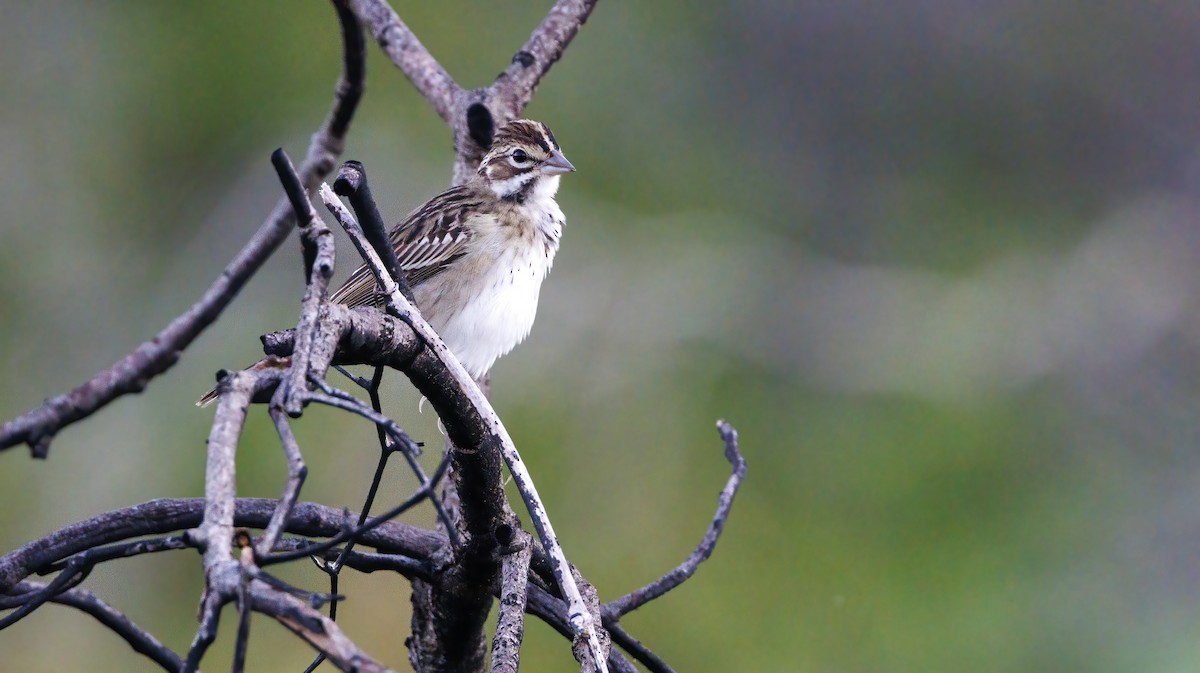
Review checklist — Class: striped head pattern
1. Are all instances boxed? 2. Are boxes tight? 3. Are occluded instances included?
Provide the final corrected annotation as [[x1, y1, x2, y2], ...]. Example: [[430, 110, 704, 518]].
[[479, 119, 575, 200]]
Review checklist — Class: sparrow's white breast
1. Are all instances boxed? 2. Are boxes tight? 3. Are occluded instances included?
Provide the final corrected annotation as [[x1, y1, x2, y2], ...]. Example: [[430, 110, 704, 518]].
[[415, 182, 563, 378]]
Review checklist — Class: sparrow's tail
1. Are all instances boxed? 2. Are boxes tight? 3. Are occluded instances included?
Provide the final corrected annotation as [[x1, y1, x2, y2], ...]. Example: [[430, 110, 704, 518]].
[[195, 355, 292, 407], [195, 387, 221, 408]]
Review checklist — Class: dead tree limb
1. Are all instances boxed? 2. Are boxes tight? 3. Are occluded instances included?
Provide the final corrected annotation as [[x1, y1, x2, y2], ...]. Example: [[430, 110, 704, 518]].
[[4, 582, 184, 672]]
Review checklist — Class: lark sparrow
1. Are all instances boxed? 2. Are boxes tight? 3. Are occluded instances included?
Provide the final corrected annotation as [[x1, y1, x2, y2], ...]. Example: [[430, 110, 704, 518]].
[[198, 119, 573, 406]]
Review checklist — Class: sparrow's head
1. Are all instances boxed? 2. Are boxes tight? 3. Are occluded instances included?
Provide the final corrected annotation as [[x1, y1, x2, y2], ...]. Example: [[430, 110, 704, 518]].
[[479, 119, 575, 200]]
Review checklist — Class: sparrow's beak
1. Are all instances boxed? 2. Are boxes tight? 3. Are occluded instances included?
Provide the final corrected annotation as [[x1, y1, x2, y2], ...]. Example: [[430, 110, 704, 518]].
[[541, 149, 576, 175]]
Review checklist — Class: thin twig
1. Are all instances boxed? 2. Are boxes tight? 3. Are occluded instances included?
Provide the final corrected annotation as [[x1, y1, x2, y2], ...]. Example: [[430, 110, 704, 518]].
[[523, 585, 638, 673], [323, 548, 430, 579], [301, 387, 418, 455], [8, 582, 186, 672], [252, 148, 328, 557], [182, 591, 223, 673], [305, 352, 460, 547], [257, 407, 309, 557], [245, 565, 343, 610], [332, 364, 374, 389], [604, 420, 746, 618], [606, 622, 673, 673], [334, 162, 412, 303], [233, 580, 252, 673], [0, 498, 443, 594], [305, 373, 434, 672], [248, 581, 398, 673], [261, 453, 451, 566], [272, 147, 337, 418], [0, 557, 91, 629], [0, 535, 189, 628], [263, 537, 433, 580], [38, 535, 192, 575]]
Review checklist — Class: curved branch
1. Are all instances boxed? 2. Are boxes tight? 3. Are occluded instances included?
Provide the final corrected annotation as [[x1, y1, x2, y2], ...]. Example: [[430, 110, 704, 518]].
[[7, 581, 184, 672], [524, 586, 638, 673], [345, 0, 461, 121], [604, 421, 746, 618], [0, 498, 443, 594], [606, 622, 673, 673], [0, 1, 367, 458], [250, 581, 398, 673]]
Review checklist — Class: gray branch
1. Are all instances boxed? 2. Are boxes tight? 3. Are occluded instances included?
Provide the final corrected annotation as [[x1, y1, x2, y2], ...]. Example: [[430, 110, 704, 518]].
[[490, 529, 533, 673], [346, 0, 597, 185], [4, 581, 184, 672], [604, 421, 747, 618], [346, 0, 461, 121], [249, 581, 398, 673]]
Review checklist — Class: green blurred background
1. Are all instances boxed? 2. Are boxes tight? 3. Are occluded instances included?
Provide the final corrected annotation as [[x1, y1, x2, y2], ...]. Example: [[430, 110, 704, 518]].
[[3, 1, 1200, 671]]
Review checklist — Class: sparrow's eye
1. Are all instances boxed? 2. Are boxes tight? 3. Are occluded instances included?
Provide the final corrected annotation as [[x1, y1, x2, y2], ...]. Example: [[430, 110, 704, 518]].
[[511, 149, 529, 164]]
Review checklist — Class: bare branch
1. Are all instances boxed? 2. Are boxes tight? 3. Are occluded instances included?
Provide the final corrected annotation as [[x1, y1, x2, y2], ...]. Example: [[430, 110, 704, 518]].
[[606, 622, 673, 673], [260, 453, 450, 566], [489, 0, 599, 119], [250, 148, 325, 558], [197, 368, 399, 672], [524, 586, 638, 673], [265, 538, 433, 580], [328, 0, 367, 139], [345, 0, 461, 122], [257, 408, 309, 557], [0, 557, 91, 628], [0, 498, 441, 595], [196, 372, 256, 568], [182, 591, 223, 673], [233, 577, 252, 673], [334, 161, 413, 303], [249, 581, 398, 673], [604, 420, 746, 618], [303, 376, 459, 544], [6, 582, 186, 672], [0, 536, 189, 628], [0, 5, 723, 672], [0, 2, 367, 458], [490, 528, 532, 673]]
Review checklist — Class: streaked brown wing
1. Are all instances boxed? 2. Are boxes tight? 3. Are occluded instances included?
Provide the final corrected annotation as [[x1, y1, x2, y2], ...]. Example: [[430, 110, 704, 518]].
[[330, 186, 484, 307]]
